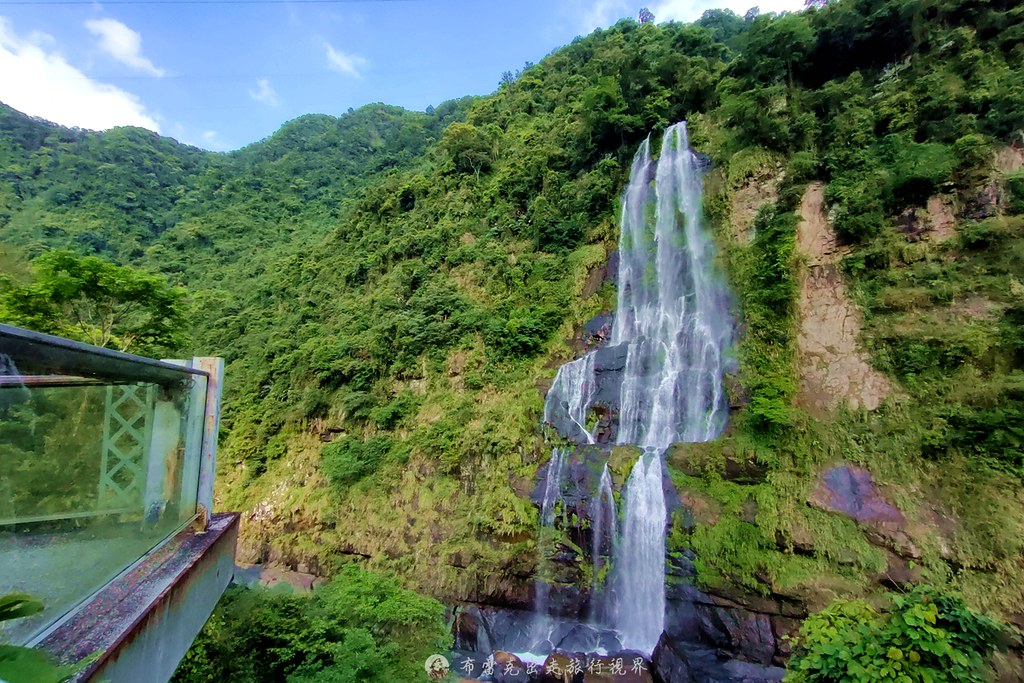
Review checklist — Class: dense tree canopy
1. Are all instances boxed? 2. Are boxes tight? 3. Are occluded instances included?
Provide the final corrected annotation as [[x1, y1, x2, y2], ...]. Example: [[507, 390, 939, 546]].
[[1, 1, 1023, 678], [0, 250, 186, 355]]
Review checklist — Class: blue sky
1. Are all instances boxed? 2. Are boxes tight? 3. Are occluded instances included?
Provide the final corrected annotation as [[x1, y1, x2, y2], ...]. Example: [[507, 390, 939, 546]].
[[0, 0, 805, 151]]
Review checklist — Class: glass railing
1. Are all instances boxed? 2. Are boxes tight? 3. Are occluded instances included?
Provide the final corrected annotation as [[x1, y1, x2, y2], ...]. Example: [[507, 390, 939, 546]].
[[0, 324, 212, 645]]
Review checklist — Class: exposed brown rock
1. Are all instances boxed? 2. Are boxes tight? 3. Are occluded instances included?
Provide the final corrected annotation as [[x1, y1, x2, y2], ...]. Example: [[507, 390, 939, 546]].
[[678, 490, 721, 526], [582, 261, 608, 299], [970, 145, 1024, 219], [879, 550, 924, 589], [926, 195, 957, 242], [236, 563, 322, 592], [730, 172, 780, 245], [808, 464, 919, 560], [795, 183, 891, 416], [994, 145, 1024, 174]]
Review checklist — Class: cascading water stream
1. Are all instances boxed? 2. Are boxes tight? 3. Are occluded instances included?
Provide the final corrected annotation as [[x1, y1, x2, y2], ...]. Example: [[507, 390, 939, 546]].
[[588, 464, 615, 625], [531, 121, 733, 657], [531, 446, 567, 647], [607, 122, 733, 653], [543, 354, 598, 445]]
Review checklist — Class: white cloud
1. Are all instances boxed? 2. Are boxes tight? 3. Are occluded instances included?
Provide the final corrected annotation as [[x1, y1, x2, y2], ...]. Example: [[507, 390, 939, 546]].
[[649, 0, 806, 23], [200, 130, 229, 151], [85, 17, 165, 77], [0, 17, 160, 132], [325, 43, 365, 78], [579, 0, 630, 32], [167, 123, 230, 151], [249, 77, 280, 106]]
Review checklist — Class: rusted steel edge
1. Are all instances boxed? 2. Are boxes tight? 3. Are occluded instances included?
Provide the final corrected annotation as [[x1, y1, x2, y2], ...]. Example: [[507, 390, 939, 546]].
[[0, 323, 208, 385], [195, 357, 224, 526], [37, 512, 240, 680]]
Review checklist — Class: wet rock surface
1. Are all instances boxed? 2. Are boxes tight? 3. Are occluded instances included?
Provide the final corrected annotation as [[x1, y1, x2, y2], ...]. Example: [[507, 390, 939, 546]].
[[809, 464, 919, 558], [651, 633, 786, 683], [452, 584, 802, 683]]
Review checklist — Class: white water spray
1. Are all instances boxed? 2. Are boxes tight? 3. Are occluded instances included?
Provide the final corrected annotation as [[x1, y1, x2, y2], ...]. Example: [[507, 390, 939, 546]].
[[533, 122, 732, 656], [610, 122, 733, 653]]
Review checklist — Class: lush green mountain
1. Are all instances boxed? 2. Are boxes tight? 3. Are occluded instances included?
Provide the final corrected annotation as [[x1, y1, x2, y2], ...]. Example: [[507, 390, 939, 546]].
[[3, 0, 1024, 679]]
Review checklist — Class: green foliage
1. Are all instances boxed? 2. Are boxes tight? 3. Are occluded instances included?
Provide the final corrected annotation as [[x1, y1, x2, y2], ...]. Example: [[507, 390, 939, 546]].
[[732, 197, 800, 437], [0, 594, 80, 683], [786, 586, 1010, 683], [1006, 170, 1024, 215], [438, 122, 493, 178], [173, 565, 449, 683], [0, 250, 186, 354], [0, 646, 78, 683], [0, 594, 43, 622], [3, 2, 1024, 665], [321, 436, 402, 488]]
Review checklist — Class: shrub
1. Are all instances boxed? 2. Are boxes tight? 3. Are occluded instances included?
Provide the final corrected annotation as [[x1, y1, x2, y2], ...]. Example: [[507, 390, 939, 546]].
[[321, 436, 396, 488], [786, 586, 1010, 683], [173, 566, 450, 683], [1006, 170, 1024, 215]]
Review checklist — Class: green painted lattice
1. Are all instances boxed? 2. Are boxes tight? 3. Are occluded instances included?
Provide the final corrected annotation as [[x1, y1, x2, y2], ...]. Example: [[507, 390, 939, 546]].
[[98, 384, 155, 511]]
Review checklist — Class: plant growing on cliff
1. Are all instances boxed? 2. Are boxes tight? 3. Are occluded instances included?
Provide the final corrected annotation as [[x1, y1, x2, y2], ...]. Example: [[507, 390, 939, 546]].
[[173, 565, 450, 683], [785, 586, 1012, 683]]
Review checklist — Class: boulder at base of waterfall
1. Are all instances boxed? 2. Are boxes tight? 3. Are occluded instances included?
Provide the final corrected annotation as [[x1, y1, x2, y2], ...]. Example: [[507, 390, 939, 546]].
[[480, 607, 542, 652], [721, 659, 786, 683], [650, 637, 694, 683], [651, 634, 786, 683], [555, 623, 622, 653], [492, 651, 536, 682], [453, 604, 493, 653], [540, 652, 586, 683], [450, 651, 495, 682], [582, 653, 654, 682], [694, 603, 776, 665]]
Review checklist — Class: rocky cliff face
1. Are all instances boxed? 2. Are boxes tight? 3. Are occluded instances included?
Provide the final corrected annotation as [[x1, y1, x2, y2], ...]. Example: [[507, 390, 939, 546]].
[[795, 183, 891, 416], [231, 141, 1024, 681]]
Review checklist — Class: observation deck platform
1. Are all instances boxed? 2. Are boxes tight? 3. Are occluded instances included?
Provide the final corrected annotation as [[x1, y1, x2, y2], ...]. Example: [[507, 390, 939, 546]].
[[0, 324, 236, 683]]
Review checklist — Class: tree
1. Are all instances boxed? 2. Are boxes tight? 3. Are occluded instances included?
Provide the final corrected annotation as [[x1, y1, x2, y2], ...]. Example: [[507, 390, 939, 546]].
[[437, 123, 492, 179], [639, 7, 655, 24], [0, 250, 187, 355]]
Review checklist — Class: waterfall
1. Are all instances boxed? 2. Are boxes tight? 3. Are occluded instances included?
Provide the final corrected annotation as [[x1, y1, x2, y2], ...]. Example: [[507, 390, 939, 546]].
[[531, 121, 732, 657], [539, 447, 568, 526], [614, 452, 667, 651], [613, 123, 732, 448], [609, 122, 733, 654], [543, 354, 598, 445], [589, 464, 615, 625], [530, 446, 567, 650]]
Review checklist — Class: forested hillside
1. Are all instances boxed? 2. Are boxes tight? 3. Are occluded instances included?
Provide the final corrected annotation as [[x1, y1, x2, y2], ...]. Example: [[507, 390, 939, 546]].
[[3, 0, 1024, 680]]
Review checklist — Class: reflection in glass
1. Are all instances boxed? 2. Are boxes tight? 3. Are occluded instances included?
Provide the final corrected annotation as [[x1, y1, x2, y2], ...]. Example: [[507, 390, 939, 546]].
[[0, 337, 206, 645]]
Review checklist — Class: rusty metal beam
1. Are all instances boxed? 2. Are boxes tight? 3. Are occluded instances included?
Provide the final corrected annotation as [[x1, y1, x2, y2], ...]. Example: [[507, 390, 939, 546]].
[[194, 357, 223, 526], [37, 513, 240, 683]]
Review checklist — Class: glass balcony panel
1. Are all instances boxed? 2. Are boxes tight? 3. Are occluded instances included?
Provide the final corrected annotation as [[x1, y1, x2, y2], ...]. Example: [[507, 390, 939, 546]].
[[0, 327, 207, 645]]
